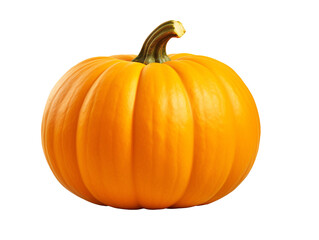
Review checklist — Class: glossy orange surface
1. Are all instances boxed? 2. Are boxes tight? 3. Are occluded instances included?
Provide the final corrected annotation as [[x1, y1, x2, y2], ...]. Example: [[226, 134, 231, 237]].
[[42, 54, 260, 209]]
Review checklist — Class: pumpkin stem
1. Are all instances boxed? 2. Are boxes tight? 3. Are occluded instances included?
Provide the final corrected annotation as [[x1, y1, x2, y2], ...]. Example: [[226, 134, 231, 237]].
[[132, 20, 185, 64]]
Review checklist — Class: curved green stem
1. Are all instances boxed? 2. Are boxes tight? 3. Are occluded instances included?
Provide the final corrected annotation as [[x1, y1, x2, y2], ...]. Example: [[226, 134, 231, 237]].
[[132, 20, 186, 64]]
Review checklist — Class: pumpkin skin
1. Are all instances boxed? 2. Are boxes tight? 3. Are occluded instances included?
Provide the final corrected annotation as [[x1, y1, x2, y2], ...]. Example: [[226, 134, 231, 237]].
[[42, 22, 260, 209]]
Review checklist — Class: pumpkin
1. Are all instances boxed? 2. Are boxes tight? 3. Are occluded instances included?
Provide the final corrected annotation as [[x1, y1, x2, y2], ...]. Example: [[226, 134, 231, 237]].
[[41, 20, 260, 209]]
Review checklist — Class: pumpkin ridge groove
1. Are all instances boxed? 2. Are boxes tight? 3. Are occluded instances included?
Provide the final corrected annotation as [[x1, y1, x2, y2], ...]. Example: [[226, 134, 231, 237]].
[[167, 59, 237, 206], [130, 63, 145, 209], [76, 60, 122, 205], [164, 63, 195, 208], [210, 62, 260, 202], [93, 61, 141, 207], [215, 63, 261, 189], [184, 56, 254, 204], [184, 58, 237, 203]]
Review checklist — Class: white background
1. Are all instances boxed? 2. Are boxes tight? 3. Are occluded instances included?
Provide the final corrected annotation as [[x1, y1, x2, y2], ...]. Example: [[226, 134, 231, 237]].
[[1, 0, 318, 239]]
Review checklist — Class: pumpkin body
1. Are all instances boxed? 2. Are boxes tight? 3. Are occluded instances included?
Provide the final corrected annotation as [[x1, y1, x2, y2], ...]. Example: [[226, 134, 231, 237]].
[[42, 53, 260, 209]]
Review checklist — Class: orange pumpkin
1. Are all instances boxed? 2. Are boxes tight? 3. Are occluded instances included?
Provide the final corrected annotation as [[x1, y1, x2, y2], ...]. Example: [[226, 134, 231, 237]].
[[42, 20, 260, 209]]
